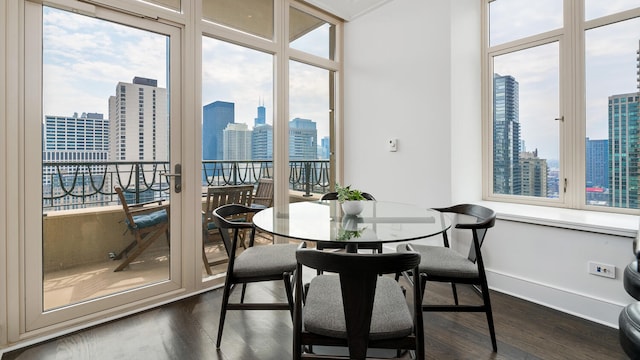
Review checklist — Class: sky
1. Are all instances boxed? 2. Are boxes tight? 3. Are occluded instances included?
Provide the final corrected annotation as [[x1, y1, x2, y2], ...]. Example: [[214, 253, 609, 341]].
[[490, 0, 640, 162], [43, 7, 167, 118], [44, 6, 332, 141], [43, 3, 640, 162]]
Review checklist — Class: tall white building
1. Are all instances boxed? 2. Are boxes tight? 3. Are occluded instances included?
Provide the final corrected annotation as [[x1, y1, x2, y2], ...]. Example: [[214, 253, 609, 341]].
[[109, 77, 168, 161], [223, 123, 252, 161], [42, 112, 110, 210], [44, 112, 109, 162]]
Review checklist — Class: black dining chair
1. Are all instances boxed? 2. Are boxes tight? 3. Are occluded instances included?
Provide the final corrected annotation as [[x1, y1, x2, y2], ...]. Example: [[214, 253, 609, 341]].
[[293, 248, 424, 360], [318, 191, 381, 254], [397, 203, 498, 352], [211, 204, 305, 349]]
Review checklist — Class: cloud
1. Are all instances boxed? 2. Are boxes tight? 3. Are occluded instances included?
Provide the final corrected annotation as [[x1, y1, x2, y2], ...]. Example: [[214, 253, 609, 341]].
[[43, 7, 167, 117], [490, 4, 640, 161], [202, 36, 331, 139]]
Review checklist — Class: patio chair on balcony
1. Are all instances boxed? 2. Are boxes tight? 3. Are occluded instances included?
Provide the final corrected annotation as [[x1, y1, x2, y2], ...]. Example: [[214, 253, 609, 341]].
[[113, 186, 170, 272], [202, 185, 255, 275], [252, 177, 274, 209]]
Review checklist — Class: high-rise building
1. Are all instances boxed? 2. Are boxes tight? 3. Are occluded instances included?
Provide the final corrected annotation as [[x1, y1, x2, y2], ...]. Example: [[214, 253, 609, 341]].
[[223, 123, 252, 161], [586, 138, 609, 189], [520, 149, 547, 198], [320, 136, 330, 159], [108, 77, 168, 203], [609, 92, 640, 208], [203, 101, 234, 161], [44, 112, 109, 161], [109, 77, 169, 161], [108, 77, 168, 162], [493, 73, 521, 195], [43, 112, 110, 209], [289, 118, 318, 160], [254, 103, 266, 127], [252, 124, 273, 160]]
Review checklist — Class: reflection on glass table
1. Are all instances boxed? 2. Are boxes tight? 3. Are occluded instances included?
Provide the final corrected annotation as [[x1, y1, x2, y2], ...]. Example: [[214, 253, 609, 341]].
[[252, 200, 451, 253]]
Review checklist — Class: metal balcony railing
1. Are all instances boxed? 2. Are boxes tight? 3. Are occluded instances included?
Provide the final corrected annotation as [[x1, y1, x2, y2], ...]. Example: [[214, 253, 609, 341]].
[[42, 160, 331, 211]]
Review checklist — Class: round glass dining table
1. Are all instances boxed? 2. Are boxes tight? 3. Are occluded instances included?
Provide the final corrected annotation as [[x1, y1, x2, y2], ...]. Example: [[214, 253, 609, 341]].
[[252, 200, 451, 252]]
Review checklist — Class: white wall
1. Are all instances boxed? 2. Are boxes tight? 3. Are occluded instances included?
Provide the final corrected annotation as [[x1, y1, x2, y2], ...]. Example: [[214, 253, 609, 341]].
[[344, 0, 636, 328], [343, 0, 452, 208]]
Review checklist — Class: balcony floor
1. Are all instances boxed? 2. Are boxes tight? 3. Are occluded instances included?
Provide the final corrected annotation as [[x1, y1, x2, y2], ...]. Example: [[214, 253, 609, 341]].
[[43, 234, 273, 310]]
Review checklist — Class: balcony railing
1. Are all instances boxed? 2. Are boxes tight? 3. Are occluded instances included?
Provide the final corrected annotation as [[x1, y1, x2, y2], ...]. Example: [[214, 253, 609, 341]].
[[43, 160, 331, 211]]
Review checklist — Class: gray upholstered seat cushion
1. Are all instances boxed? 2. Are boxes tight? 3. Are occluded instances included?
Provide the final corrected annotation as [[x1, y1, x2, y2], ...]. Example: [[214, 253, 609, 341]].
[[303, 275, 413, 340], [398, 243, 478, 279], [232, 243, 299, 278]]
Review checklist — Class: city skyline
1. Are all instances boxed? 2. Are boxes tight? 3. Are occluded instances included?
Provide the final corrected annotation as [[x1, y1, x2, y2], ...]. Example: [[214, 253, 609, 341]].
[[43, 6, 332, 142], [490, 1, 639, 161]]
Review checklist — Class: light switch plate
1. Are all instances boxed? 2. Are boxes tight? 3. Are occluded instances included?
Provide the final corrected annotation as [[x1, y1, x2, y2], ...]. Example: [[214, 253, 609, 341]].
[[388, 138, 397, 152]]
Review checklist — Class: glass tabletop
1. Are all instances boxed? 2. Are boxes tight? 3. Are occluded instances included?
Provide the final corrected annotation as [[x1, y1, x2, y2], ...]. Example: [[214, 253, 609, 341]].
[[252, 200, 451, 245]]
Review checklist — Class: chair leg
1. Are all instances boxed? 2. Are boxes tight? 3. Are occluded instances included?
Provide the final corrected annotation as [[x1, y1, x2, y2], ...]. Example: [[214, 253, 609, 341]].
[[480, 281, 497, 352], [451, 283, 459, 305], [216, 278, 234, 348], [240, 283, 247, 303], [202, 247, 213, 276], [283, 272, 294, 317], [114, 229, 165, 272], [113, 240, 137, 260]]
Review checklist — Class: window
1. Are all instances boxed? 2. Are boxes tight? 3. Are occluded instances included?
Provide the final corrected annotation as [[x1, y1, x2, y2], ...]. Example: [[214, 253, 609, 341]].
[[485, 1, 640, 213]]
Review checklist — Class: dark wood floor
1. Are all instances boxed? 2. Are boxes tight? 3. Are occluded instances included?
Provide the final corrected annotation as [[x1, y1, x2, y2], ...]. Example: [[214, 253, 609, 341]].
[[2, 277, 628, 360]]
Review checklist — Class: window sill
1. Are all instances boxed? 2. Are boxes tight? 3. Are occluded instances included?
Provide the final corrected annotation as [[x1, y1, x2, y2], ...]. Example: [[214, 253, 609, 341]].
[[478, 201, 639, 238]]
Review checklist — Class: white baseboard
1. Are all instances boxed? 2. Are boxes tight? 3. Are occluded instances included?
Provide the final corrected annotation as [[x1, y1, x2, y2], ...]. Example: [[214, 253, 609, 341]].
[[486, 269, 626, 329]]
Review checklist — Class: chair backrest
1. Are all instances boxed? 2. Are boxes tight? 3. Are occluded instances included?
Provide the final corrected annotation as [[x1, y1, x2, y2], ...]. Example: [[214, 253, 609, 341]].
[[204, 185, 254, 223], [433, 204, 496, 264], [115, 186, 134, 225], [211, 204, 260, 258], [320, 191, 376, 201], [295, 249, 422, 358], [253, 178, 274, 208]]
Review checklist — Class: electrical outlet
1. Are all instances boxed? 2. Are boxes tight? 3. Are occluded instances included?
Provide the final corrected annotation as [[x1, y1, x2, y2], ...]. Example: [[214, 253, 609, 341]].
[[588, 261, 616, 279]]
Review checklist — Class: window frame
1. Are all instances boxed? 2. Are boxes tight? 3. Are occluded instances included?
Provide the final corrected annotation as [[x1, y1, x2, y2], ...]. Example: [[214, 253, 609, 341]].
[[482, 0, 640, 215]]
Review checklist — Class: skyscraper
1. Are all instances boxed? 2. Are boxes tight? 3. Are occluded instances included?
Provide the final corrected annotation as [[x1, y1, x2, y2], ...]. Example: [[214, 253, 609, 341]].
[[43, 112, 110, 209], [203, 101, 235, 161], [320, 136, 330, 159], [108, 77, 168, 162], [223, 123, 252, 160], [586, 138, 609, 189], [44, 112, 109, 162], [609, 93, 640, 208], [289, 118, 318, 160], [520, 149, 547, 197], [252, 124, 273, 160], [493, 73, 521, 195], [254, 103, 266, 127]]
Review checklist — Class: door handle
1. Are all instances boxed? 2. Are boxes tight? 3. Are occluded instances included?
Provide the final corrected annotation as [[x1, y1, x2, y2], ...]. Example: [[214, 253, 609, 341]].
[[162, 163, 182, 193]]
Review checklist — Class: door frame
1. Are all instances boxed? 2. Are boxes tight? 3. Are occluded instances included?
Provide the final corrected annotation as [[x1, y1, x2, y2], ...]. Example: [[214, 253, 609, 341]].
[[22, 0, 186, 333]]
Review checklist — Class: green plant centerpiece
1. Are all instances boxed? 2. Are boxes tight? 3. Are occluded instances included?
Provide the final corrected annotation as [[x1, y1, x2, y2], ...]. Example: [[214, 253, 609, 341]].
[[336, 184, 366, 216], [336, 184, 366, 202]]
